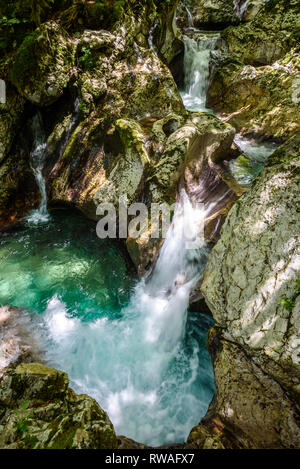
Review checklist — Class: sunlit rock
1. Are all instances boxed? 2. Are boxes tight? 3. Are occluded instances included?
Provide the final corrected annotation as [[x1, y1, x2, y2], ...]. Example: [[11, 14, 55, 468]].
[[0, 363, 118, 449], [9, 21, 76, 106]]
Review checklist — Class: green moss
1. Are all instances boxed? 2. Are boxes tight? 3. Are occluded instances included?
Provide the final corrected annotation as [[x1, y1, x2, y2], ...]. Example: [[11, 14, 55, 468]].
[[49, 426, 77, 449], [9, 32, 37, 85], [79, 47, 97, 71]]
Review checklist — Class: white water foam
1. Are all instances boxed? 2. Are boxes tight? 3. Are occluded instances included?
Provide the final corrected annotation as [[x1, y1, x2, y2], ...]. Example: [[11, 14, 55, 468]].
[[180, 32, 219, 112], [37, 190, 214, 446]]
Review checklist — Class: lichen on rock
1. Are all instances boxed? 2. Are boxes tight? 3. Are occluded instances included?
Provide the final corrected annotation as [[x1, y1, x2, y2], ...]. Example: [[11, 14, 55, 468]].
[[200, 143, 300, 447], [0, 363, 118, 449], [9, 21, 76, 106]]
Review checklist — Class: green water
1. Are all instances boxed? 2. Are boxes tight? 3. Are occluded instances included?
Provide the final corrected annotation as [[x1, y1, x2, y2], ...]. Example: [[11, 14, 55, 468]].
[[0, 210, 133, 318]]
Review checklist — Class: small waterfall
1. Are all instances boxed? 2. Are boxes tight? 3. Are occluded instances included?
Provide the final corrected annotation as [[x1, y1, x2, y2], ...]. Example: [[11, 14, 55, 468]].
[[229, 135, 278, 186], [180, 32, 219, 112], [185, 6, 194, 29], [27, 114, 50, 224], [148, 16, 159, 54]]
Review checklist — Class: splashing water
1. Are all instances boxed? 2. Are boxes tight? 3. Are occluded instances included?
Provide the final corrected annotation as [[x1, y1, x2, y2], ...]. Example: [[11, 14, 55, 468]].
[[180, 32, 219, 112], [229, 135, 278, 186], [27, 114, 50, 224], [0, 206, 214, 446]]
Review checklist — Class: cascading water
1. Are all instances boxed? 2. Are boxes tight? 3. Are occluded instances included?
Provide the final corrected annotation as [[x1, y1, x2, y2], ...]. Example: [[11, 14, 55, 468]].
[[148, 16, 159, 54], [0, 198, 215, 446], [185, 6, 194, 29], [180, 32, 219, 112], [234, 0, 251, 19], [27, 114, 50, 224], [229, 135, 278, 186]]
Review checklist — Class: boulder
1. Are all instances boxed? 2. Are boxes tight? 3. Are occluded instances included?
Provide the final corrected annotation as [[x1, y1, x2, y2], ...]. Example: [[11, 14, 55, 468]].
[[208, 50, 300, 139], [9, 21, 76, 106], [0, 363, 118, 449], [200, 143, 300, 447], [0, 84, 25, 164]]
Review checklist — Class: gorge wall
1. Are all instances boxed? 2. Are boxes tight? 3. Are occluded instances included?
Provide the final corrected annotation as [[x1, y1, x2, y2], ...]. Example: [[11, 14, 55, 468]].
[[0, 0, 299, 449]]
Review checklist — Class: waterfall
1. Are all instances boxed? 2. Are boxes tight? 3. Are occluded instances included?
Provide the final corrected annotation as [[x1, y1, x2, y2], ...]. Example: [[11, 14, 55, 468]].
[[148, 16, 159, 54], [40, 189, 215, 445], [185, 6, 194, 29], [180, 32, 219, 112], [234, 0, 250, 19], [27, 114, 50, 224], [135, 189, 210, 350]]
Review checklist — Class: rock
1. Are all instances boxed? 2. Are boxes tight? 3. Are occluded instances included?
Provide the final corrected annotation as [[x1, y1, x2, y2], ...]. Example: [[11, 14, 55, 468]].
[[0, 306, 41, 377], [9, 21, 76, 106], [0, 363, 118, 449], [117, 435, 151, 449], [208, 50, 300, 139], [187, 0, 239, 29], [0, 133, 38, 228], [155, 0, 183, 65], [200, 144, 300, 446], [202, 329, 300, 448], [207, 0, 300, 139], [49, 108, 239, 273], [0, 84, 25, 164], [222, 0, 300, 66]]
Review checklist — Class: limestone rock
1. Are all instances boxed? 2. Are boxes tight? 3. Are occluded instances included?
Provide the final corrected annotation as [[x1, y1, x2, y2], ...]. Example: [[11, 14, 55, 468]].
[[222, 0, 300, 66], [201, 148, 300, 396], [207, 0, 300, 139], [202, 329, 300, 448], [0, 363, 118, 449], [208, 50, 300, 139], [0, 306, 41, 377], [9, 21, 76, 106], [189, 0, 239, 29]]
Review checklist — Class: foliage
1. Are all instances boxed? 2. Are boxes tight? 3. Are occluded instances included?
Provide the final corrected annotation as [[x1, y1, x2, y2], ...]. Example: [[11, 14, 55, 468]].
[[281, 279, 300, 312], [79, 47, 95, 71], [13, 401, 34, 437]]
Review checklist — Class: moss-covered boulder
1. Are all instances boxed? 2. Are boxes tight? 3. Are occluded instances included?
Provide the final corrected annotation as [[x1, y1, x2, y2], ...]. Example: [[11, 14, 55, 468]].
[[222, 0, 300, 66], [208, 50, 300, 139], [9, 21, 76, 106], [180, 0, 239, 29], [207, 0, 300, 139], [0, 363, 118, 449]]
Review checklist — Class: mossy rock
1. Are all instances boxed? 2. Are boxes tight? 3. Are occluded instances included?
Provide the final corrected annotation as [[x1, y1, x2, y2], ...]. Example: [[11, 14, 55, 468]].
[[9, 21, 75, 106], [0, 363, 118, 449]]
